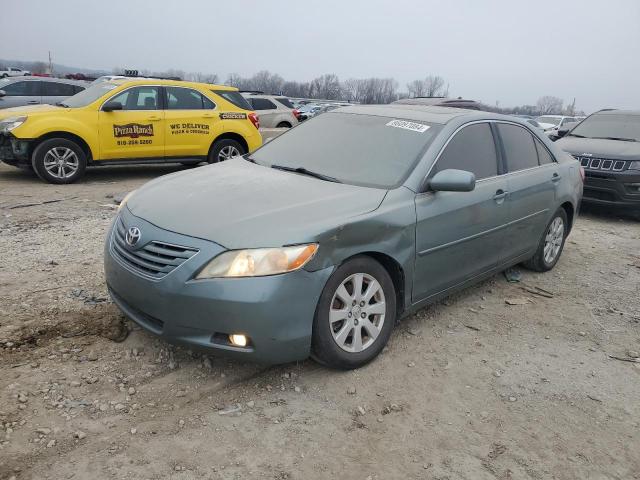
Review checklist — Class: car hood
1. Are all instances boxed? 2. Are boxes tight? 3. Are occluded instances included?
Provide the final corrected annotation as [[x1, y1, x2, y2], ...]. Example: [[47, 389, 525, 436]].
[[127, 159, 388, 249], [0, 103, 63, 120], [556, 136, 640, 160]]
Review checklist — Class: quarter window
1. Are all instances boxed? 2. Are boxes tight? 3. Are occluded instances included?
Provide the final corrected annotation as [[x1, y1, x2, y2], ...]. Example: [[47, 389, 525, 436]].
[[108, 87, 160, 110], [534, 138, 554, 165], [497, 123, 539, 172], [434, 123, 498, 180], [1, 81, 40, 96], [249, 98, 277, 110], [166, 87, 214, 110]]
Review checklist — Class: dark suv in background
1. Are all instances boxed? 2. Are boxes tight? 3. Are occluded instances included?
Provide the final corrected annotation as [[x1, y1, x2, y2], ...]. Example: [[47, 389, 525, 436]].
[[556, 109, 640, 217]]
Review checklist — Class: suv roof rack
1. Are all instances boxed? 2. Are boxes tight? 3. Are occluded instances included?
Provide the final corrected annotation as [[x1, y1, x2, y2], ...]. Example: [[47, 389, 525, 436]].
[[122, 69, 181, 81]]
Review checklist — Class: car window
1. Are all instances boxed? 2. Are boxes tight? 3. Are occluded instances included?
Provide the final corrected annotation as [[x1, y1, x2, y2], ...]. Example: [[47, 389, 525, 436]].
[[434, 123, 498, 180], [534, 138, 554, 165], [43, 81, 77, 97], [250, 98, 277, 110], [212, 90, 252, 110], [275, 97, 294, 108], [109, 86, 160, 110], [1, 81, 40, 96], [166, 87, 214, 110], [497, 123, 539, 172], [250, 112, 442, 189]]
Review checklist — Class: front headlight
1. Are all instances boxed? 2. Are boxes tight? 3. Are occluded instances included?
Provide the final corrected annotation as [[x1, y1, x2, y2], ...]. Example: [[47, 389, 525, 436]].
[[117, 190, 137, 212], [628, 161, 640, 171], [196, 244, 318, 279], [0, 116, 27, 133]]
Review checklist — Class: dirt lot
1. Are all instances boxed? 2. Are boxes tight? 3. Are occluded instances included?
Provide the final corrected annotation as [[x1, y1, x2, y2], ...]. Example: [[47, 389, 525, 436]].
[[0, 163, 639, 480]]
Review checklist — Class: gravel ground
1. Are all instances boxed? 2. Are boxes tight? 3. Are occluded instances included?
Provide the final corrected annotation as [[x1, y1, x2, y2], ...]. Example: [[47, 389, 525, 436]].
[[0, 162, 639, 480]]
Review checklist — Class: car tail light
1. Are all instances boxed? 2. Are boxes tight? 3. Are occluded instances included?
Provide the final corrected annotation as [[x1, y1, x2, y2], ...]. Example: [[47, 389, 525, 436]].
[[292, 109, 300, 120], [579, 165, 585, 182], [248, 112, 260, 130]]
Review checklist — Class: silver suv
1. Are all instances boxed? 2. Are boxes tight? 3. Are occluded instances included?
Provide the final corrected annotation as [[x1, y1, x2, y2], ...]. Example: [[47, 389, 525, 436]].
[[0, 76, 86, 109], [241, 93, 300, 128]]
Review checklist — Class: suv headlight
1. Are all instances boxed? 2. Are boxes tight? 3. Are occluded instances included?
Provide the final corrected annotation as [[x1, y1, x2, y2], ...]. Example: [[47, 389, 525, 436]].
[[196, 244, 318, 279], [0, 116, 27, 133], [628, 161, 640, 171]]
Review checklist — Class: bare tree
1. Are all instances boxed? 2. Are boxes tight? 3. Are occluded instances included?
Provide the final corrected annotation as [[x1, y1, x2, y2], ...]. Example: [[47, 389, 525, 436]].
[[188, 72, 219, 84], [536, 96, 563, 115], [407, 79, 428, 98], [225, 73, 243, 87], [424, 75, 445, 97]]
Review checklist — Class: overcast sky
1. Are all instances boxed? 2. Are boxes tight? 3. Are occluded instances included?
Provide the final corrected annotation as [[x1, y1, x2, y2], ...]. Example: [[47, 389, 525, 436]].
[[2, 0, 639, 112]]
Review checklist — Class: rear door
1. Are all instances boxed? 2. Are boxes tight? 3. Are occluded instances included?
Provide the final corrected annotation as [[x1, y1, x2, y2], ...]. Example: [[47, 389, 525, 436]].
[[248, 97, 279, 128], [496, 123, 559, 263], [42, 81, 78, 106], [163, 86, 222, 159], [98, 86, 165, 160], [0, 80, 41, 108], [413, 122, 509, 302]]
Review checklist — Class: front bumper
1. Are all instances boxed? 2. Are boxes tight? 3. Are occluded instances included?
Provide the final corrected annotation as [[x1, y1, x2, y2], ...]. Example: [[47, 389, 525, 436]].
[[583, 170, 640, 210], [104, 208, 333, 364], [0, 133, 31, 166]]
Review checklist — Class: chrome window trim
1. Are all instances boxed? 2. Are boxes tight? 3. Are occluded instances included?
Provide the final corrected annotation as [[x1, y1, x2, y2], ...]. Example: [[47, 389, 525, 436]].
[[165, 85, 218, 111], [100, 84, 162, 112]]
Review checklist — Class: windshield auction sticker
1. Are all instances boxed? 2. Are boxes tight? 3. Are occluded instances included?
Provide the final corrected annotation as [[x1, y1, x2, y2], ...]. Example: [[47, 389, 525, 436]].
[[386, 119, 430, 133]]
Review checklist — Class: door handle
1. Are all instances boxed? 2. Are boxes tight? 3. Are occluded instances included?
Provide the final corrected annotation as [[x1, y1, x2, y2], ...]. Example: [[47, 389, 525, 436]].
[[147, 116, 161, 121], [551, 173, 562, 182], [493, 189, 508, 203], [28, 100, 39, 104]]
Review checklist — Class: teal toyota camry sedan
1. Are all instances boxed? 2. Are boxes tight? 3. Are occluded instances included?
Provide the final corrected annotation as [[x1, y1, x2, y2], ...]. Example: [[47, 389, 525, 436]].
[[104, 105, 583, 369]]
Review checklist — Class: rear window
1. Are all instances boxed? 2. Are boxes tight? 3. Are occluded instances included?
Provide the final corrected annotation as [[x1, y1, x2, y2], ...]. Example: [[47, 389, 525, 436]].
[[249, 98, 278, 110], [212, 90, 252, 110], [275, 97, 294, 108]]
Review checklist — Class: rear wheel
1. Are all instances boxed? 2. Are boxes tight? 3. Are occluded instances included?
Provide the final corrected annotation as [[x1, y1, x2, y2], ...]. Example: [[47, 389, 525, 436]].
[[207, 139, 245, 164], [31, 138, 87, 184], [311, 256, 396, 369], [276, 122, 292, 128], [523, 208, 568, 272]]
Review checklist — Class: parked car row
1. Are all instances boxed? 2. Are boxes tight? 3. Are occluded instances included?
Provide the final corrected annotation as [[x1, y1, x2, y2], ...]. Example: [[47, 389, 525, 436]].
[[0, 76, 86, 109]]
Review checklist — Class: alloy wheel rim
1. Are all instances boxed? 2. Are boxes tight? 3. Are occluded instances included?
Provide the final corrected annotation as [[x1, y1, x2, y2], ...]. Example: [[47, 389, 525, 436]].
[[543, 217, 564, 264], [329, 273, 386, 353], [218, 146, 240, 162], [43, 147, 79, 179]]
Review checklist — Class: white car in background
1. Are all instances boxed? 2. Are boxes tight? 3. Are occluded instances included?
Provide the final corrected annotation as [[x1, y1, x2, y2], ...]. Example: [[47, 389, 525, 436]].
[[0, 66, 31, 78], [535, 115, 580, 132]]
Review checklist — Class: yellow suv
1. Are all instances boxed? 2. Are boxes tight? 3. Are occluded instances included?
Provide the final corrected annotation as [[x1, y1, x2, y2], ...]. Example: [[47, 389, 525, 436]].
[[0, 78, 262, 184]]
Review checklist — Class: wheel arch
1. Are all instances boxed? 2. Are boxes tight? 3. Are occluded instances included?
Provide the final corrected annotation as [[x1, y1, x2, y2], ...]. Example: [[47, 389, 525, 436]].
[[209, 132, 248, 156], [559, 201, 575, 233], [32, 131, 93, 161]]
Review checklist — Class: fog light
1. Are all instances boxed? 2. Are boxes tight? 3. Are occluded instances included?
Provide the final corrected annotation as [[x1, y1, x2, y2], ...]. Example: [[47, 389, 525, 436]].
[[229, 334, 248, 347]]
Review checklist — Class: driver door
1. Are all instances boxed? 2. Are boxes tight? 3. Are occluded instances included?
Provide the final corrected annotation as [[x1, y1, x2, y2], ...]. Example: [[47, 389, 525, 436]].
[[98, 86, 165, 160]]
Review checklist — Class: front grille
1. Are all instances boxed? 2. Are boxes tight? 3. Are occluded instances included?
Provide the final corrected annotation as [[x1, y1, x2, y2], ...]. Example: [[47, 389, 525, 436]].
[[110, 218, 199, 279], [574, 155, 627, 172]]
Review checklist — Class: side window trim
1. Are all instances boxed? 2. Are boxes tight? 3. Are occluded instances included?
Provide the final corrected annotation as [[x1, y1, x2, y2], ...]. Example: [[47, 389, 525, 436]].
[[163, 86, 217, 111], [493, 121, 557, 174], [101, 85, 162, 111]]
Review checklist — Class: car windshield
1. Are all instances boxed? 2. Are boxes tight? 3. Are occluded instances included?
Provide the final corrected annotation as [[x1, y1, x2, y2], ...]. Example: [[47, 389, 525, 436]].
[[536, 116, 562, 126], [249, 112, 442, 189], [61, 82, 119, 108], [569, 113, 640, 141]]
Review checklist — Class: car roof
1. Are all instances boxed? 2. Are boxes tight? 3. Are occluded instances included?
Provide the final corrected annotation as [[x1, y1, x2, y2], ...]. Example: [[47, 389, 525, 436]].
[[537, 114, 566, 118], [107, 78, 238, 91], [0, 76, 86, 86], [594, 109, 640, 116], [333, 104, 509, 125]]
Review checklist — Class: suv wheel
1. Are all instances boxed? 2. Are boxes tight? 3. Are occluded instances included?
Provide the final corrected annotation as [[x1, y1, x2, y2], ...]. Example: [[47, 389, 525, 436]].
[[311, 256, 396, 369], [32, 138, 87, 184], [523, 208, 568, 272], [208, 139, 245, 164]]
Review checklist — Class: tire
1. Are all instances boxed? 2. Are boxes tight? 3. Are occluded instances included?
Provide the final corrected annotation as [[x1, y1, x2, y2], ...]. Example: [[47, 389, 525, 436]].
[[522, 208, 568, 272], [31, 138, 87, 184], [207, 139, 245, 164], [276, 122, 292, 128], [1, 74, 7, 78], [311, 256, 396, 370]]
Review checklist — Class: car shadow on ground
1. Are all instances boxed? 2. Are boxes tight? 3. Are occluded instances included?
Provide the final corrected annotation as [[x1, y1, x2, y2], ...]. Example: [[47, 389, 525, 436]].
[[578, 204, 639, 223]]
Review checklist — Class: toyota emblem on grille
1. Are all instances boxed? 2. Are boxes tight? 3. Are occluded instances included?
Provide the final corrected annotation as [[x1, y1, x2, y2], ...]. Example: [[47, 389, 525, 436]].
[[125, 226, 142, 247]]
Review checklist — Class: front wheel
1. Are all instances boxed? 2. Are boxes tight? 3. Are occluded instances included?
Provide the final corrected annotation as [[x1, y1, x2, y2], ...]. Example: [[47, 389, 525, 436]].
[[311, 256, 396, 370], [31, 138, 87, 184], [522, 208, 568, 272], [207, 139, 245, 164]]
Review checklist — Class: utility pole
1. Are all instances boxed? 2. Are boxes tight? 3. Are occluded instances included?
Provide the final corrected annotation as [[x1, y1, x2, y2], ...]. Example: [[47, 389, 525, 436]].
[[48, 51, 53, 75]]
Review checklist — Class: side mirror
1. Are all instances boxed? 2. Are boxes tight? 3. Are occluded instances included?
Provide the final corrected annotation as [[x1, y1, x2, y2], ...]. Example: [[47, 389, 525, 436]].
[[0, 90, 6, 98], [429, 169, 476, 192], [102, 101, 123, 112]]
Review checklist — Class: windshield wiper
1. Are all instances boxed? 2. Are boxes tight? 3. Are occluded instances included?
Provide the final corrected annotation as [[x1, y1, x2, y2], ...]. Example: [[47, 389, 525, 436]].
[[271, 164, 341, 183], [566, 133, 587, 138], [55, 102, 69, 108], [593, 136, 637, 142]]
